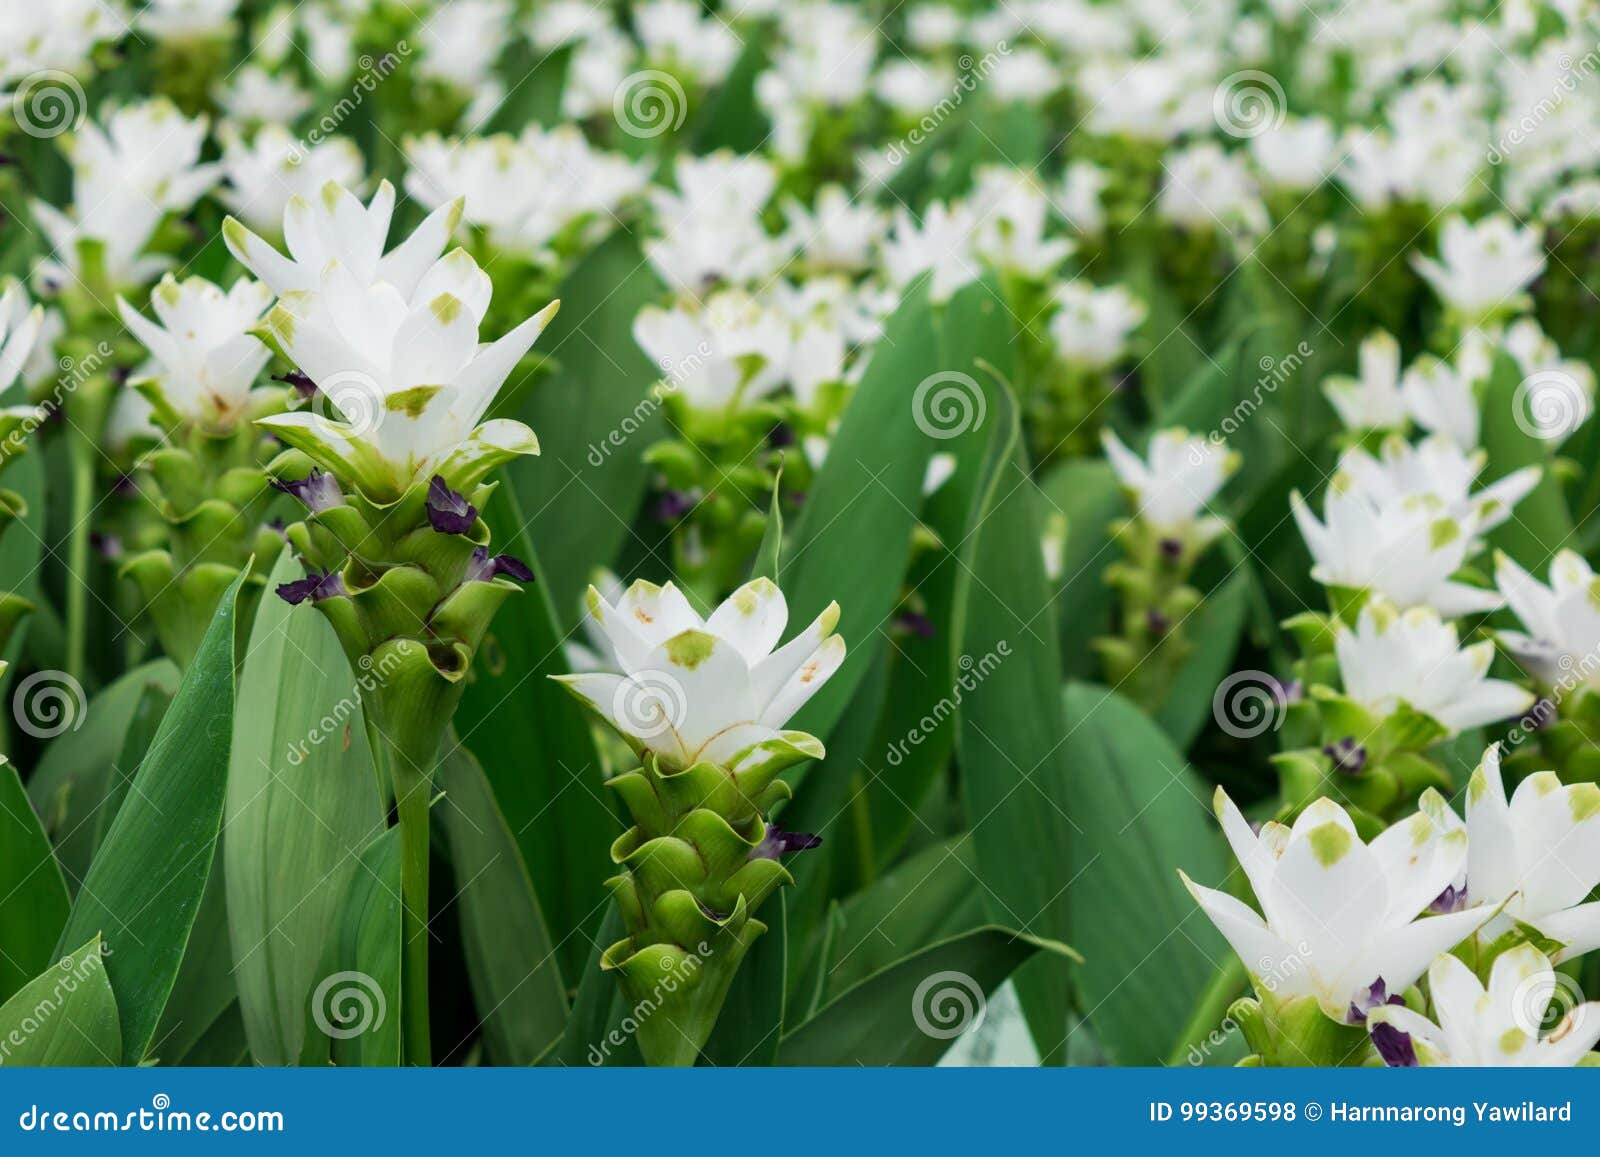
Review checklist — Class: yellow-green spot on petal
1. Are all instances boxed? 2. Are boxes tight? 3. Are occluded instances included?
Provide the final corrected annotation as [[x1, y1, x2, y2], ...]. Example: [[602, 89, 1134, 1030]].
[[1527, 771, 1561, 797], [387, 385, 440, 417], [431, 293, 463, 325], [1588, 577, 1600, 613], [155, 278, 180, 307], [1407, 812, 1433, 847], [1430, 518, 1460, 550], [818, 601, 841, 637], [267, 304, 296, 344], [1468, 765, 1488, 804], [585, 586, 605, 622], [732, 578, 774, 615], [1500, 1028, 1528, 1054], [1571, 783, 1600, 823], [1308, 823, 1352, 867], [320, 181, 342, 211], [666, 630, 716, 670]]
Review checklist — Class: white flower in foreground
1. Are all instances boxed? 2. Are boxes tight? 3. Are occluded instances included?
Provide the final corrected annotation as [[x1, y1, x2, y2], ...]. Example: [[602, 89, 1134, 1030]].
[[1367, 946, 1600, 1066], [882, 203, 981, 304], [1334, 602, 1533, 734], [1411, 215, 1546, 322], [1401, 354, 1479, 448], [225, 180, 557, 499], [1435, 745, 1600, 960], [1183, 792, 1486, 1019], [116, 275, 271, 428], [1495, 551, 1600, 691], [633, 290, 790, 411], [217, 124, 365, 236], [33, 100, 219, 290], [555, 577, 846, 774], [1101, 428, 1237, 551], [1323, 331, 1408, 433], [1049, 282, 1145, 370], [1291, 481, 1501, 616], [1336, 434, 1539, 534]]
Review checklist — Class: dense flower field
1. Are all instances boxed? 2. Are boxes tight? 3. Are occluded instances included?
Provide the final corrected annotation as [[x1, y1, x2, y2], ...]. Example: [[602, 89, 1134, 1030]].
[[2, 0, 1600, 1070]]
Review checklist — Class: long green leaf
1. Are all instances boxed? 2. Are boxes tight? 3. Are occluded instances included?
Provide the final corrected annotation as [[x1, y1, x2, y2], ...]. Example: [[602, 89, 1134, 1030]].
[[0, 937, 119, 1066], [1483, 350, 1574, 568], [225, 550, 384, 1066], [0, 760, 69, 1004], [54, 573, 243, 1062], [438, 739, 568, 1065]]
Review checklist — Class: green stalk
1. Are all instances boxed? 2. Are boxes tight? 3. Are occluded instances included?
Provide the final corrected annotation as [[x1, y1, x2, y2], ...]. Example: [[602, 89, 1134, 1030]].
[[64, 427, 96, 685], [1164, 956, 1247, 1066], [391, 753, 433, 1067]]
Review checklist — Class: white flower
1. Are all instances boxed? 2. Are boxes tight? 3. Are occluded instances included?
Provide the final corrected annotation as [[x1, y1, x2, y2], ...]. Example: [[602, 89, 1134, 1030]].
[[0, 1, 126, 83], [1159, 143, 1266, 234], [634, 0, 739, 83], [405, 127, 649, 263], [969, 166, 1075, 280], [116, 275, 272, 428], [1184, 791, 1486, 1019], [1336, 434, 1539, 534], [633, 290, 790, 411], [1334, 602, 1533, 734], [218, 123, 365, 236], [33, 99, 220, 290], [1411, 215, 1546, 322], [1323, 331, 1408, 433], [763, 1, 877, 108], [1049, 282, 1145, 370], [527, 0, 614, 48], [881, 203, 981, 304], [1494, 551, 1600, 692], [1401, 354, 1479, 448], [138, 0, 236, 42], [225, 180, 558, 499], [216, 65, 312, 125], [988, 46, 1060, 103], [1292, 480, 1502, 616], [874, 59, 952, 116], [562, 27, 635, 120], [1080, 54, 1211, 143], [645, 153, 788, 292], [1367, 945, 1600, 1066], [782, 186, 887, 274], [1058, 161, 1108, 234], [417, 0, 511, 92], [0, 283, 44, 395], [1435, 745, 1600, 960], [1249, 115, 1337, 191], [906, 3, 964, 50], [554, 577, 846, 775], [1101, 428, 1236, 549]]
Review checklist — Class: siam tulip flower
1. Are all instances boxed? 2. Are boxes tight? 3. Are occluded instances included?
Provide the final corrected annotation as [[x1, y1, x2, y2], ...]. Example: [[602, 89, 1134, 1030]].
[[882, 203, 982, 304], [224, 179, 558, 501], [1290, 481, 1502, 616], [782, 186, 889, 274], [137, 0, 237, 42], [560, 26, 635, 121], [115, 274, 273, 430], [217, 124, 366, 236], [1332, 602, 1534, 735], [874, 59, 955, 118], [988, 46, 1061, 104], [527, 0, 614, 47], [634, 0, 740, 83], [1429, 745, 1600, 960], [1322, 331, 1408, 434], [1049, 282, 1146, 370], [1058, 161, 1109, 235], [1335, 434, 1539, 534], [1100, 428, 1237, 554], [0, 284, 44, 397], [1249, 115, 1337, 191], [905, 2, 964, 49], [0, 1, 127, 84], [556, 577, 845, 775], [554, 576, 843, 1065], [1159, 143, 1267, 235], [1401, 354, 1479, 448], [644, 153, 789, 292], [1410, 215, 1546, 323], [1367, 945, 1600, 1066], [33, 99, 220, 292], [760, 1, 877, 109], [1079, 55, 1211, 143], [969, 166, 1076, 280], [633, 290, 791, 412], [1183, 791, 1487, 1022], [1456, 319, 1596, 442], [215, 66, 313, 126], [416, 0, 512, 93], [1495, 551, 1600, 691]]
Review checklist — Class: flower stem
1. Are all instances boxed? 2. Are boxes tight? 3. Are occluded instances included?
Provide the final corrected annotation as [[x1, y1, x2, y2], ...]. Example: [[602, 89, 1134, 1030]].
[[65, 429, 95, 685], [392, 755, 433, 1067], [1164, 956, 1247, 1066]]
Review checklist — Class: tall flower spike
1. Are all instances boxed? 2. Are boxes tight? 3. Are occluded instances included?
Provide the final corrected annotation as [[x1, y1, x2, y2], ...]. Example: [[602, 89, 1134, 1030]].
[[1182, 790, 1488, 1064], [553, 577, 845, 1065], [1367, 946, 1600, 1066], [226, 179, 558, 502]]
